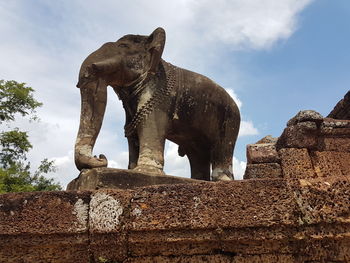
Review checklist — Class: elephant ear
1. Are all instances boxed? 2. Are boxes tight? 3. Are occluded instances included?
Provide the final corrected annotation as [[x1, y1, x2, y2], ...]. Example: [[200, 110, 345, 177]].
[[146, 27, 166, 74]]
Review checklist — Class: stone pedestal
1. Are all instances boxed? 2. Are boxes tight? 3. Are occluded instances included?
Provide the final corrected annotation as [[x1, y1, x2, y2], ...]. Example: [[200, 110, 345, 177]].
[[67, 168, 202, 190], [2, 177, 350, 262]]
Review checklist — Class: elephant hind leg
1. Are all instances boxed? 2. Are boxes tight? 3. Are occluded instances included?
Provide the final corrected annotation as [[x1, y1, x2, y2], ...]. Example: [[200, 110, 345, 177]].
[[211, 116, 240, 181], [127, 136, 139, 169], [211, 141, 235, 181], [186, 148, 210, 181]]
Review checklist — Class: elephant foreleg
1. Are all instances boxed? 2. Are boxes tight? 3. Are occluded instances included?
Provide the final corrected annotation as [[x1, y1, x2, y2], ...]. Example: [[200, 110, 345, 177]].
[[134, 109, 169, 175]]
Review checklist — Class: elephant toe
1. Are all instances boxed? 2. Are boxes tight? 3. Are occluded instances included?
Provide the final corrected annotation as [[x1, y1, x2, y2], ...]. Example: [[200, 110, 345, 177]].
[[212, 168, 234, 181], [75, 154, 108, 170], [133, 165, 165, 175]]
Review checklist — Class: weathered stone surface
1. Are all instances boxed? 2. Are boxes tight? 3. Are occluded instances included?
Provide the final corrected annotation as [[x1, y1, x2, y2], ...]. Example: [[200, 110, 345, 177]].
[[67, 167, 201, 190], [124, 254, 295, 263], [279, 148, 316, 179], [0, 191, 91, 262], [318, 137, 350, 152], [244, 163, 282, 179], [278, 116, 350, 152], [321, 125, 350, 136], [246, 143, 279, 164], [287, 110, 323, 127], [277, 122, 319, 150], [311, 151, 350, 178], [0, 191, 90, 235], [328, 90, 350, 120], [255, 135, 278, 144], [322, 118, 350, 129], [1, 176, 350, 262], [89, 189, 132, 262], [127, 179, 298, 257], [291, 176, 350, 224]]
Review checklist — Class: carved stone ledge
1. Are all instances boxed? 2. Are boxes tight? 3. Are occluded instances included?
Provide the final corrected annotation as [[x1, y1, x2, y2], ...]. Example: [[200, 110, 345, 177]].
[[1, 177, 350, 262], [67, 167, 202, 191]]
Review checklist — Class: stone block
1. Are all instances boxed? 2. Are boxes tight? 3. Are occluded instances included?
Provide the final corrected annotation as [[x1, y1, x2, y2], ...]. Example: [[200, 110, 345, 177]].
[[318, 137, 350, 152], [244, 163, 282, 179], [255, 135, 278, 144], [1, 176, 350, 262], [321, 118, 350, 130], [0, 191, 91, 262], [279, 148, 316, 179], [67, 167, 201, 191], [276, 122, 318, 150], [321, 127, 350, 136], [127, 179, 298, 256], [311, 151, 350, 178], [0, 191, 90, 235], [320, 119, 350, 138], [246, 143, 280, 164], [287, 110, 323, 127], [290, 176, 350, 224], [124, 254, 296, 263], [89, 189, 132, 262]]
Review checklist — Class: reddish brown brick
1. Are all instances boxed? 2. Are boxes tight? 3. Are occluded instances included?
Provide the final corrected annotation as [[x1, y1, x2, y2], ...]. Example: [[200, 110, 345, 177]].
[[277, 123, 318, 150], [311, 151, 350, 177], [318, 137, 350, 152], [244, 163, 282, 179], [279, 148, 316, 179], [89, 189, 132, 262], [0, 191, 91, 263], [246, 143, 280, 164]]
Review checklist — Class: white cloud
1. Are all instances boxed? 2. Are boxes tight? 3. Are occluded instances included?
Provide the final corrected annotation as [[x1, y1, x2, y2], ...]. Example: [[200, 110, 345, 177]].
[[233, 157, 246, 180], [239, 120, 259, 137], [108, 152, 129, 169], [164, 141, 191, 178], [53, 152, 72, 167], [48, 151, 75, 187], [190, 0, 314, 50]]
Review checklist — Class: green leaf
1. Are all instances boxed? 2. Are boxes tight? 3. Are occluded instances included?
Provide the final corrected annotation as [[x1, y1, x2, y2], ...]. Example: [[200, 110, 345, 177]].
[[0, 79, 62, 192], [0, 80, 42, 123]]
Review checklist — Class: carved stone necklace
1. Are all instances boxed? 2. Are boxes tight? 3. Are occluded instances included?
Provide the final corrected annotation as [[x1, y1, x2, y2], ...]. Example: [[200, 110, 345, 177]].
[[124, 61, 177, 138]]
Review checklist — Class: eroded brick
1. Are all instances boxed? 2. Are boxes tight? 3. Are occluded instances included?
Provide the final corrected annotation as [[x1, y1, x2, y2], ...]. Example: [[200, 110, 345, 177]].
[[246, 143, 280, 164], [279, 148, 316, 179], [244, 163, 282, 179]]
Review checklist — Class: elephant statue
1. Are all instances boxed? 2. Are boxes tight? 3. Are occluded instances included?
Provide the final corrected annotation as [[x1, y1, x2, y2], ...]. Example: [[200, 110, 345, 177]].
[[74, 27, 240, 181]]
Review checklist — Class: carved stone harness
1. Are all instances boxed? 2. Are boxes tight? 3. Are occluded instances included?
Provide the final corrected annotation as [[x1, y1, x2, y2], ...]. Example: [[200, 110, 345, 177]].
[[124, 62, 177, 137]]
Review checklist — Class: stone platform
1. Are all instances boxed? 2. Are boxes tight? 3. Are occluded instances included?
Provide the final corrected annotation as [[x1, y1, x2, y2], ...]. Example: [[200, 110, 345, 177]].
[[67, 167, 200, 190], [1, 176, 350, 262]]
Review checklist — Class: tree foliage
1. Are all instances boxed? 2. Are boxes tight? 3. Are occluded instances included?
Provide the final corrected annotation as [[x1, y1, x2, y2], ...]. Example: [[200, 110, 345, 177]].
[[0, 80, 61, 193], [0, 80, 42, 122]]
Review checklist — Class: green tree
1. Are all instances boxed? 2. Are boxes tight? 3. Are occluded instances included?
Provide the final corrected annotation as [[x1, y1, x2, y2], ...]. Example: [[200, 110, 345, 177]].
[[0, 80, 61, 193]]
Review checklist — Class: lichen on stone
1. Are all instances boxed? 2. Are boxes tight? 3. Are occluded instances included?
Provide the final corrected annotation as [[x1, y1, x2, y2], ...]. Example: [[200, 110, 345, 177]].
[[90, 192, 123, 232]]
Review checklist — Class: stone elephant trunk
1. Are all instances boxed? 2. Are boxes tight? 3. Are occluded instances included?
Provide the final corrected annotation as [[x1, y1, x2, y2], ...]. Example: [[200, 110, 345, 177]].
[[74, 79, 108, 171]]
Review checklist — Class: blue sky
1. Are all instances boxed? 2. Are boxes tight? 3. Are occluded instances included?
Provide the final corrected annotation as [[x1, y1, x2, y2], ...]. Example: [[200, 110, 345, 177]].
[[232, 0, 350, 160], [0, 0, 349, 187]]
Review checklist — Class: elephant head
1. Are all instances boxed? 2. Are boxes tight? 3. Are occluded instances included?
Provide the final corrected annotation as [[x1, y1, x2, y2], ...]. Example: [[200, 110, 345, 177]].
[[74, 28, 166, 171]]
